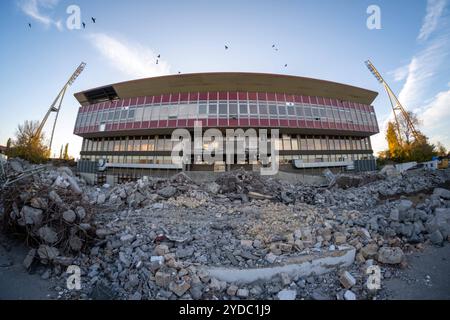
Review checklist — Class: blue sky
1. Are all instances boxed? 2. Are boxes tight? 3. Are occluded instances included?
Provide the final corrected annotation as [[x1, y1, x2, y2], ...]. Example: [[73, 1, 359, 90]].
[[0, 0, 449, 158]]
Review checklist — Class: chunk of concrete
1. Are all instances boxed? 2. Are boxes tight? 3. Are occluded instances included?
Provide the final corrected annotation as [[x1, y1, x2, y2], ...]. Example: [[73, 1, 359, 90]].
[[205, 246, 355, 284]]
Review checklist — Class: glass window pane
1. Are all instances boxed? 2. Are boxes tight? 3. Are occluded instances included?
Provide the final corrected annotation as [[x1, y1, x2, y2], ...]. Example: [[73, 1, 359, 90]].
[[219, 103, 227, 115], [239, 102, 248, 114], [229, 103, 237, 115], [269, 104, 278, 115]]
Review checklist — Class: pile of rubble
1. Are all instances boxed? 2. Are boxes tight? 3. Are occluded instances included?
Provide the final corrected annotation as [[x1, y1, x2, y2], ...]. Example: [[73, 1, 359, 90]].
[[55, 168, 450, 300], [0, 159, 96, 269], [1, 158, 450, 300]]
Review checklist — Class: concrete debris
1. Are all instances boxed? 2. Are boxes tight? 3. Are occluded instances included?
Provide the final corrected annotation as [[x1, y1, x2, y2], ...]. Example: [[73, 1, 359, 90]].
[[1, 158, 450, 300], [344, 290, 357, 300], [277, 289, 297, 300], [377, 247, 404, 265], [339, 271, 356, 289], [1, 159, 95, 267]]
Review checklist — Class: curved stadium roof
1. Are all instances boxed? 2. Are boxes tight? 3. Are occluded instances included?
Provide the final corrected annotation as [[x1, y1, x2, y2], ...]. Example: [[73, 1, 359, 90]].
[[74, 72, 378, 106]]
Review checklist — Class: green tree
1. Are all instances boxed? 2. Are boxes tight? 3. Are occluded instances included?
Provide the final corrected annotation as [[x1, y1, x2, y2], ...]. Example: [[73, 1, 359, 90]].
[[436, 142, 447, 157], [7, 120, 50, 163]]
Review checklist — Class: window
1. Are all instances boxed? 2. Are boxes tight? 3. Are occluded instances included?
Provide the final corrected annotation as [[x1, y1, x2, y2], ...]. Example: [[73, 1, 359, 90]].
[[188, 104, 197, 119], [219, 102, 227, 117], [120, 109, 128, 122], [249, 103, 258, 115], [229, 102, 238, 116], [291, 136, 299, 150], [282, 136, 291, 151], [269, 104, 278, 116], [148, 138, 155, 151], [151, 106, 160, 120], [157, 136, 165, 150], [304, 106, 312, 118], [141, 137, 149, 151], [326, 108, 333, 120], [287, 106, 295, 116], [119, 138, 126, 151], [314, 137, 322, 150], [143, 106, 152, 121], [127, 138, 134, 151], [168, 105, 179, 119], [306, 136, 314, 150], [128, 108, 136, 120], [259, 103, 268, 116], [332, 108, 340, 121], [208, 103, 217, 116], [135, 107, 143, 122], [312, 108, 320, 118], [278, 105, 287, 117], [339, 109, 347, 123], [321, 137, 328, 150], [239, 102, 248, 115], [164, 138, 173, 151], [296, 105, 304, 118], [134, 137, 141, 151], [160, 106, 169, 120], [199, 104, 207, 117]]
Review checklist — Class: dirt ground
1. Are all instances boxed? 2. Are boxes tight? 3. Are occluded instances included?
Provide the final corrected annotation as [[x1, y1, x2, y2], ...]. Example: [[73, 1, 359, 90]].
[[383, 243, 450, 300], [0, 234, 56, 300]]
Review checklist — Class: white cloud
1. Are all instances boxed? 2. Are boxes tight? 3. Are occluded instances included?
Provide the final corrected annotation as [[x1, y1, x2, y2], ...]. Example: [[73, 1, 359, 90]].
[[417, 0, 447, 41], [87, 33, 171, 79], [18, 0, 63, 30], [420, 88, 450, 148], [397, 38, 449, 110], [388, 64, 409, 82]]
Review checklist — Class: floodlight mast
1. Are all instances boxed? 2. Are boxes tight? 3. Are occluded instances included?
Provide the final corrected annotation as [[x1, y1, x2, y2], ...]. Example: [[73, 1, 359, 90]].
[[35, 62, 86, 156], [365, 60, 421, 143]]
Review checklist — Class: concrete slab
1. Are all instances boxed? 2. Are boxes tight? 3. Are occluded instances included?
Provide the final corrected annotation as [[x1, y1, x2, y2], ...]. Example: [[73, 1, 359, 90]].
[[206, 246, 355, 284]]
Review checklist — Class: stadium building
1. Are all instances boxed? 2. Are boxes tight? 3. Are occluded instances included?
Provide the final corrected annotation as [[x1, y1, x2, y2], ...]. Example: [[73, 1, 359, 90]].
[[73, 72, 379, 184]]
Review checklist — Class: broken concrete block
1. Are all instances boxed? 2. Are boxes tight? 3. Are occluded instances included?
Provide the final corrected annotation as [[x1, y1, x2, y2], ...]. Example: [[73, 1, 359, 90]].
[[21, 206, 43, 226], [339, 271, 356, 289], [169, 280, 191, 297], [62, 210, 76, 223], [433, 188, 450, 200], [38, 226, 58, 244], [277, 289, 297, 300], [344, 290, 356, 300], [227, 285, 238, 296], [37, 245, 59, 264], [236, 288, 249, 298], [155, 244, 169, 256], [23, 249, 36, 269], [377, 247, 404, 264], [155, 271, 172, 288]]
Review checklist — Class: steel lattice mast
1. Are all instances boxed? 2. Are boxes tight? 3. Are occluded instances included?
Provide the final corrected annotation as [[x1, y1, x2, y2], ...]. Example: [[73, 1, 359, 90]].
[[35, 62, 86, 156], [365, 60, 421, 143]]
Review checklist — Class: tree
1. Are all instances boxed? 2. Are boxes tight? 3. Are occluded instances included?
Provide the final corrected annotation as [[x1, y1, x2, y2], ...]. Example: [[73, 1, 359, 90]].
[[407, 133, 437, 162], [398, 111, 421, 144], [63, 143, 69, 160], [59, 145, 63, 159], [7, 120, 50, 163], [386, 121, 403, 160], [436, 142, 447, 157]]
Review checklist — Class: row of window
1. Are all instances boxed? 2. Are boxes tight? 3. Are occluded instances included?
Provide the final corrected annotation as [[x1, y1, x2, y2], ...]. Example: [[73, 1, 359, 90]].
[[81, 135, 372, 153], [80, 153, 373, 165], [75, 101, 377, 129]]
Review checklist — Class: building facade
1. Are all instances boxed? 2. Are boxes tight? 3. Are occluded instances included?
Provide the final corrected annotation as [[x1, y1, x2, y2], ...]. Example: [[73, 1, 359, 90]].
[[73, 73, 379, 183]]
